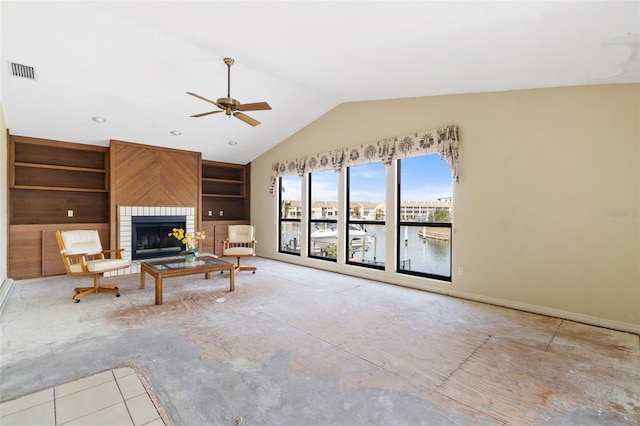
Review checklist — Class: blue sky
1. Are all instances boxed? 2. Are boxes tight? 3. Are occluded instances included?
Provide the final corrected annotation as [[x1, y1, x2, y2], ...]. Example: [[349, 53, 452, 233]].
[[282, 153, 453, 203], [398, 154, 453, 202]]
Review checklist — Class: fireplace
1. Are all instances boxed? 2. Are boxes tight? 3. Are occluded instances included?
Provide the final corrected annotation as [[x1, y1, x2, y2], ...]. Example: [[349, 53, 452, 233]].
[[132, 215, 186, 260], [117, 206, 196, 275]]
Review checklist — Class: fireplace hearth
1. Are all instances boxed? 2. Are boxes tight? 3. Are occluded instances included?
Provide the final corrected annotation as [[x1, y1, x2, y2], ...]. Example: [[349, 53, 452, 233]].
[[132, 215, 186, 260]]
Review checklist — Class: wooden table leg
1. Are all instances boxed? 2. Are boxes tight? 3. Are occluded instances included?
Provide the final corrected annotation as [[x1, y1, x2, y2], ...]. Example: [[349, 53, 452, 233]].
[[155, 277, 163, 305], [140, 270, 146, 289], [229, 267, 235, 292], [205, 272, 211, 279]]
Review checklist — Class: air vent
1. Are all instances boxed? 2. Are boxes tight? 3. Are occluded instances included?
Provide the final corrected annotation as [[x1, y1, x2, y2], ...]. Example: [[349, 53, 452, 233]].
[[9, 62, 36, 80]]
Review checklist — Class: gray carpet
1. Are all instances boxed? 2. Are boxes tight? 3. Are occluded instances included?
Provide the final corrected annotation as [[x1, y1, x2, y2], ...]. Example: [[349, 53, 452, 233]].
[[1, 257, 638, 425]]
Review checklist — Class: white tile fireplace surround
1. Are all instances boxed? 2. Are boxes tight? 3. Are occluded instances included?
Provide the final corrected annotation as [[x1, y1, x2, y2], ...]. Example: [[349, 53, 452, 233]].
[[115, 206, 196, 275]]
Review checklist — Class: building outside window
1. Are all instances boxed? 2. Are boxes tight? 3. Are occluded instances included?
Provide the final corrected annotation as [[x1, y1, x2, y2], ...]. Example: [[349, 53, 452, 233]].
[[279, 175, 302, 255], [308, 170, 338, 260], [397, 154, 452, 280]]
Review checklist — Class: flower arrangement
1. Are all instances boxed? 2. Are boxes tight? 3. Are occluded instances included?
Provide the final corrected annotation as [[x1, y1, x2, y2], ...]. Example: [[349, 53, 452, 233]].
[[168, 228, 206, 256]]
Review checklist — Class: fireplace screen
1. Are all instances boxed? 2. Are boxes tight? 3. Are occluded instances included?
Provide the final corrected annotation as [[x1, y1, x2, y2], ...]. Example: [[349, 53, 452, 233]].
[[132, 216, 186, 260]]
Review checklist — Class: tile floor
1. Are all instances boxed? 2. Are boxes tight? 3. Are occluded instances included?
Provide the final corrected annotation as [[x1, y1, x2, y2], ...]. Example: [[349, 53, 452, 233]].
[[0, 367, 166, 426]]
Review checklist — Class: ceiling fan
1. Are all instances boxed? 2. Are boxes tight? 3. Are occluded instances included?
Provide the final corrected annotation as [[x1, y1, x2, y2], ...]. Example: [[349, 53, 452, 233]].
[[187, 57, 271, 126]]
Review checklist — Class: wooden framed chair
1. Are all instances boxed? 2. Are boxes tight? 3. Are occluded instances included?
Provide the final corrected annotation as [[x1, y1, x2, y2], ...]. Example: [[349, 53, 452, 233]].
[[223, 225, 257, 274], [55, 230, 130, 302]]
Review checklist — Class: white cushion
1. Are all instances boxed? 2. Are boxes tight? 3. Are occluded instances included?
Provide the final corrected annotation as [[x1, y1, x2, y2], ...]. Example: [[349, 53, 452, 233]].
[[228, 225, 254, 244], [224, 247, 254, 256], [68, 258, 129, 274], [87, 259, 130, 273], [61, 230, 102, 255]]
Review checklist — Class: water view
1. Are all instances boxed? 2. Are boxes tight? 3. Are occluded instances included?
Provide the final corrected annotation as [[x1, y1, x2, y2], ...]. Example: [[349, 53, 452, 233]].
[[345, 224, 451, 277]]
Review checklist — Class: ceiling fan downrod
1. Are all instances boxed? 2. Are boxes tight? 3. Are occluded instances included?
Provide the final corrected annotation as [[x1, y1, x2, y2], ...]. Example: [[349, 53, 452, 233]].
[[225, 57, 234, 96], [223, 57, 235, 116]]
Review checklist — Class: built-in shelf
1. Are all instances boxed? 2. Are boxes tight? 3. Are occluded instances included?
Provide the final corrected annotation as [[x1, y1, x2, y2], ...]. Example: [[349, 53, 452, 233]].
[[202, 161, 245, 198], [201, 160, 250, 221], [9, 135, 109, 225], [12, 186, 108, 193], [202, 178, 243, 183], [202, 194, 245, 199], [13, 162, 106, 173]]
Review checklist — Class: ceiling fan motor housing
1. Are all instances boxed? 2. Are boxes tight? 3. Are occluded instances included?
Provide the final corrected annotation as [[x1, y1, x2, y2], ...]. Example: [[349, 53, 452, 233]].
[[217, 97, 241, 115]]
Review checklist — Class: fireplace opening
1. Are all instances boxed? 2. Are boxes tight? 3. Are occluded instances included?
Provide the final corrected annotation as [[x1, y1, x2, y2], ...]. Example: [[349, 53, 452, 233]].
[[132, 216, 186, 260]]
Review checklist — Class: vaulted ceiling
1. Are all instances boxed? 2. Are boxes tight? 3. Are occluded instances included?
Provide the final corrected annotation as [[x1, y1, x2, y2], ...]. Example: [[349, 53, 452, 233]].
[[2, 1, 638, 164]]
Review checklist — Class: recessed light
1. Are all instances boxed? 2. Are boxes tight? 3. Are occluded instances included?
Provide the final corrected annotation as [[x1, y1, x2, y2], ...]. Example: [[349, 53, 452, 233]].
[[228, 141, 238, 146], [170, 130, 182, 136], [92, 116, 106, 123]]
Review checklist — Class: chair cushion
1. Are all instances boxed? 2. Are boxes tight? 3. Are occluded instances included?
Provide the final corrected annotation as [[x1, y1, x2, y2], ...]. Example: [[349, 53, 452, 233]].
[[228, 225, 254, 244], [68, 258, 129, 274], [224, 247, 255, 256], [87, 259, 130, 273], [61, 230, 103, 255]]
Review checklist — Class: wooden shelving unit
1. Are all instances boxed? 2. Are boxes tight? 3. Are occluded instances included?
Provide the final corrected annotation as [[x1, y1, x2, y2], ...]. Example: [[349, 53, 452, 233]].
[[202, 161, 245, 197], [201, 160, 250, 222], [9, 135, 109, 225], [8, 135, 110, 279], [201, 160, 251, 256]]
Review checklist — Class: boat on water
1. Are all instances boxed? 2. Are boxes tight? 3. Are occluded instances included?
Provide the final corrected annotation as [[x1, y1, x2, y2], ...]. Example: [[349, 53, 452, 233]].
[[311, 223, 371, 249], [418, 226, 451, 241]]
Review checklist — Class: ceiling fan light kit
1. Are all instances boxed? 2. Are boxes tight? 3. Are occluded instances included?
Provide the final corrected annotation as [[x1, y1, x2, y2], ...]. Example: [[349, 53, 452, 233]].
[[187, 57, 271, 126]]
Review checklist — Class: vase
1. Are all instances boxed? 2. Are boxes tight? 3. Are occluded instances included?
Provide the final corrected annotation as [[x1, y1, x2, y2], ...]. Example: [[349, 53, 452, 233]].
[[184, 253, 197, 262]]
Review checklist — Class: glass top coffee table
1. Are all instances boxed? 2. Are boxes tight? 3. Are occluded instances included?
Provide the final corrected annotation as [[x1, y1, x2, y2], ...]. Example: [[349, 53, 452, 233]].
[[139, 255, 235, 305]]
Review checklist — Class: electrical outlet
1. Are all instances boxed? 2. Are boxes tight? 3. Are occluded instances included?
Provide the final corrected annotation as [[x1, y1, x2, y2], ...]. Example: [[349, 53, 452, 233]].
[[208, 210, 212, 216], [67, 210, 74, 217], [219, 210, 224, 217], [458, 267, 464, 276]]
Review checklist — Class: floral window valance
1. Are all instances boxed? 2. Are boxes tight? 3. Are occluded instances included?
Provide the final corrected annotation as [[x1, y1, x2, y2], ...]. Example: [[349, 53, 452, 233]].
[[270, 124, 459, 194]]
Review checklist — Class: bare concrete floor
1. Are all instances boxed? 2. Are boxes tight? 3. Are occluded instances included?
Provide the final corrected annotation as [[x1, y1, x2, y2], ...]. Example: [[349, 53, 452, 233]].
[[1, 257, 639, 425]]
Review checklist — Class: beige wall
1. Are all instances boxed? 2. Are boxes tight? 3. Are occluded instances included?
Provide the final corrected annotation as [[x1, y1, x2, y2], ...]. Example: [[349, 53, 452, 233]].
[[251, 84, 640, 333]]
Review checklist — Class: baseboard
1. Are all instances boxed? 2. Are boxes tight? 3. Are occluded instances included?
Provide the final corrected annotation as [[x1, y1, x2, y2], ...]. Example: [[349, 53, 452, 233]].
[[0, 278, 15, 315], [438, 289, 640, 335]]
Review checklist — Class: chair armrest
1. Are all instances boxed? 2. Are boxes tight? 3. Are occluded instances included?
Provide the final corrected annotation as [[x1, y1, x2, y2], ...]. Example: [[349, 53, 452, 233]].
[[102, 248, 125, 259], [62, 252, 89, 258], [61, 252, 90, 273]]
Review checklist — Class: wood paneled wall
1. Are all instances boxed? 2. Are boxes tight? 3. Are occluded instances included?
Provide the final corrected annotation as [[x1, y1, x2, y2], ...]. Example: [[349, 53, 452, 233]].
[[109, 140, 201, 246], [11, 191, 108, 225], [9, 223, 109, 279]]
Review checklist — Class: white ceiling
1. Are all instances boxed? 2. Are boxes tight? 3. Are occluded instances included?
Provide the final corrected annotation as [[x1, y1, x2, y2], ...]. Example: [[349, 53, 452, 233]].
[[2, 1, 638, 164]]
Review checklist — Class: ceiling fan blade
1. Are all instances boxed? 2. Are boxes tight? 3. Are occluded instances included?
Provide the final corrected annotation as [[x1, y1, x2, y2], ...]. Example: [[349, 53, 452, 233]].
[[186, 92, 224, 109], [234, 112, 261, 126], [237, 102, 272, 112], [190, 110, 223, 118]]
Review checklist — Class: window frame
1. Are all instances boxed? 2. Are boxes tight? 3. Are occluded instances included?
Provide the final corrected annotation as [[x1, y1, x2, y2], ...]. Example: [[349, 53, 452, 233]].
[[278, 175, 302, 256], [308, 173, 338, 261], [345, 165, 385, 270], [396, 157, 452, 281]]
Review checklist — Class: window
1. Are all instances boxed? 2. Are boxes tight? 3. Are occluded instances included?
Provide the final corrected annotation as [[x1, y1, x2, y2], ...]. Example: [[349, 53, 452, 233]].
[[279, 175, 302, 255], [397, 154, 452, 280], [309, 170, 338, 260], [346, 163, 385, 269]]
